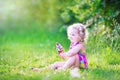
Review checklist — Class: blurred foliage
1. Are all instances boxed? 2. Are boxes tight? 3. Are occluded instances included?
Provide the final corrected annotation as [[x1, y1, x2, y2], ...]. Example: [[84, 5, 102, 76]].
[[58, 0, 120, 26], [1, 0, 119, 30]]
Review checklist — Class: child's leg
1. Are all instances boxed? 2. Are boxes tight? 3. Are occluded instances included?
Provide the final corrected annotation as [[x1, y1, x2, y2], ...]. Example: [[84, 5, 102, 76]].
[[49, 62, 65, 69], [62, 55, 79, 69], [74, 55, 80, 68], [32, 62, 65, 71]]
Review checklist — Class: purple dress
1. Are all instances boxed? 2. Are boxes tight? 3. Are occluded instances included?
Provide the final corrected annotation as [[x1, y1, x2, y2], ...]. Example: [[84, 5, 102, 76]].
[[69, 42, 88, 68]]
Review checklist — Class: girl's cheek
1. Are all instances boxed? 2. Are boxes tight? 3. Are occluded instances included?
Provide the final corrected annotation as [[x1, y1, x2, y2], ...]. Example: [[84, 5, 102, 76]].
[[68, 36, 73, 40]]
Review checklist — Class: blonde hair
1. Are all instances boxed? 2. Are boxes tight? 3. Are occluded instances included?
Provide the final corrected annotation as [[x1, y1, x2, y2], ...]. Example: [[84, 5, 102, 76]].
[[67, 23, 88, 43]]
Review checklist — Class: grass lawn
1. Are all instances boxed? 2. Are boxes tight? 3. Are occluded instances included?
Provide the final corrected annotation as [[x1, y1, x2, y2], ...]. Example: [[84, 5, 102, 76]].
[[0, 25, 120, 80]]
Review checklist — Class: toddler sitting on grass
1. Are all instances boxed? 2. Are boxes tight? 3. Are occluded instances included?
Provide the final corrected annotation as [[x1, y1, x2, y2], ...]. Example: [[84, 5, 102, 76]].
[[32, 23, 88, 71]]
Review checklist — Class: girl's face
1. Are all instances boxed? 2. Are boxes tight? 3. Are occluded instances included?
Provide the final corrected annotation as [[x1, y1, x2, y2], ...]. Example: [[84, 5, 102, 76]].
[[67, 28, 80, 43]]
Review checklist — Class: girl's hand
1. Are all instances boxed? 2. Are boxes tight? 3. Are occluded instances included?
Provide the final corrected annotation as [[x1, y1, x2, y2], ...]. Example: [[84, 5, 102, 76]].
[[59, 51, 64, 54], [58, 53, 64, 59], [59, 52, 68, 59]]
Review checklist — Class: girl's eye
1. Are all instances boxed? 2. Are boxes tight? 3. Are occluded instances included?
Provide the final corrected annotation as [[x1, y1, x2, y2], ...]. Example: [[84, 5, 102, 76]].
[[71, 34, 75, 36]]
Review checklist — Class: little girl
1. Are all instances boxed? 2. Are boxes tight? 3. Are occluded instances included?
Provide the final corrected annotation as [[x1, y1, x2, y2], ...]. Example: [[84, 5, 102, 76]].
[[32, 23, 88, 71]]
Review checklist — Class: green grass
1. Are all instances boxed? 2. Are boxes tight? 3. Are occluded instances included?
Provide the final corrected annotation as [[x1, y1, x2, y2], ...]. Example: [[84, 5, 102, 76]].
[[0, 25, 120, 80]]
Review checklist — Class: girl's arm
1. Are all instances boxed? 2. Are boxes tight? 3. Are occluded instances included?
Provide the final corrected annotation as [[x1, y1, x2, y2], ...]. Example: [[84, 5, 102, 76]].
[[66, 44, 84, 57], [60, 44, 85, 58]]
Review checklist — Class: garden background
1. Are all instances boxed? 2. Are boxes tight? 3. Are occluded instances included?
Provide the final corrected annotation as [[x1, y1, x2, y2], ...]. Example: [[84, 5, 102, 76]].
[[0, 0, 120, 80]]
